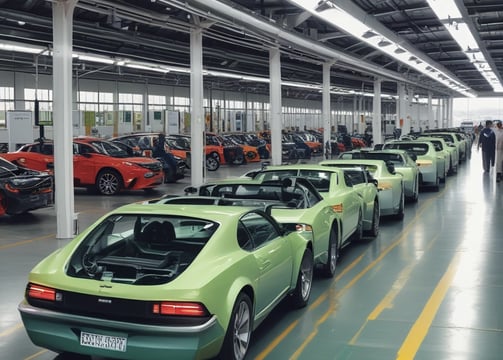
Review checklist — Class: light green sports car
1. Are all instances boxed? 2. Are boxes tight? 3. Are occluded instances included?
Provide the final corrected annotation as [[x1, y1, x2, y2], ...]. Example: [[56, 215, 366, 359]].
[[18, 202, 313, 360], [320, 159, 405, 219], [251, 164, 379, 238], [180, 176, 360, 278], [338, 149, 420, 202]]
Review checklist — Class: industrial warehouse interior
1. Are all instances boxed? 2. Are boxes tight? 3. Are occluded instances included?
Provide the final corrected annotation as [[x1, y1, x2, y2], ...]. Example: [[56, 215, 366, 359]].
[[1, 1, 503, 360]]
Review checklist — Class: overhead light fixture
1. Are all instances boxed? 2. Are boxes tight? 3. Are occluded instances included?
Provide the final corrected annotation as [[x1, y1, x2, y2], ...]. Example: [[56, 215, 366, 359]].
[[362, 30, 378, 39], [288, 0, 476, 97], [427, 0, 503, 92], [394, 47, 406, 54], [377, 39, 392, 47]]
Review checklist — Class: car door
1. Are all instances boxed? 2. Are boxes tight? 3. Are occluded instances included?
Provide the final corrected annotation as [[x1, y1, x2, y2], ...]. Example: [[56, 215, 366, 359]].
[[73, 143, 99, 185], [240, 212, 293, 313]]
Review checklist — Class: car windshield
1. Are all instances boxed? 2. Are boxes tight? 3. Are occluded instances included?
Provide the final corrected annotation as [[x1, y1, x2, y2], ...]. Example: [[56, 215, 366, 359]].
[[385, 143, 429, 155], [343, 152, 405, 166], [0, 158, 18, 176], [258, 170, 332, 192], [89, 140, 129, 157], [67, 214, 218, 285]]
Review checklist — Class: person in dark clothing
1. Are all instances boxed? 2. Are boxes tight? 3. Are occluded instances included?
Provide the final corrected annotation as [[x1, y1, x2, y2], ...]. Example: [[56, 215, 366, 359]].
[[153, 133, 178, 182], [478, 120, 496, 173]]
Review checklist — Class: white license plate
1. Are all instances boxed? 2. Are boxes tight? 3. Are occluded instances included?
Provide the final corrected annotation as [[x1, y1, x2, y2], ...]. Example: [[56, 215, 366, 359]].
[[80, 331, 127, 352]]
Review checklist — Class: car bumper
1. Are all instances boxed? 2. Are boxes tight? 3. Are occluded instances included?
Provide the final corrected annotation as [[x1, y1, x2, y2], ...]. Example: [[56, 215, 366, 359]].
[[377, 189, 395, 216], [19, 301, 224, 360], [5, 192, 53, 215], [124, 171, 164, 190], [417, 164, 436, 185]]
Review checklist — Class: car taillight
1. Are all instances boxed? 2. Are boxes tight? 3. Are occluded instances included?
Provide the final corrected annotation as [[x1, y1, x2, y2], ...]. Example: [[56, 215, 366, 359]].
[[295, 224, 313, 232], [152, 302, 208, 317], [331, 204, 343, 213], [27, 283, 56, 301], [4, 183, 19, 193]]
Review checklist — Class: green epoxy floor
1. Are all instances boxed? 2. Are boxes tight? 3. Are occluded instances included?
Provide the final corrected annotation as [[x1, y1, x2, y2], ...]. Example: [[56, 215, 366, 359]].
[[1, 149, 502, 360]]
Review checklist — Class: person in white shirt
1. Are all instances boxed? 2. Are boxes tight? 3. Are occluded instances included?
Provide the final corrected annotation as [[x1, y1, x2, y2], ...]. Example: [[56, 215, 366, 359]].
[[495, 121, 503, 182]]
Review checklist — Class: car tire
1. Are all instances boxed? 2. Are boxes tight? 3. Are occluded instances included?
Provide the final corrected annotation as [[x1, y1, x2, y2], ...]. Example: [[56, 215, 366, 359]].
[[291, 248, 314, 308], [366, 200, 380, 237], [433, 176, 440, 192], [394, 191, 405, 220], [220, 292, 252, 360], [96, 169, 122, 195], [351, 209, 363, 242], [411, 176, 419, 202], [206, 153, 220, 171], [322, 227, 338, 278]]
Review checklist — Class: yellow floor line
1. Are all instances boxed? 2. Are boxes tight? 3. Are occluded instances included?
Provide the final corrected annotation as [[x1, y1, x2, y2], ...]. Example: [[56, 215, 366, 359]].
[[396, 251, 462, 359]]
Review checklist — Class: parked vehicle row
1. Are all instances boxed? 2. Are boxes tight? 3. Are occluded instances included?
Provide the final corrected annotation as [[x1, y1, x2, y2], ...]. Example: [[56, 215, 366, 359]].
[[14, 127, 472, 359]]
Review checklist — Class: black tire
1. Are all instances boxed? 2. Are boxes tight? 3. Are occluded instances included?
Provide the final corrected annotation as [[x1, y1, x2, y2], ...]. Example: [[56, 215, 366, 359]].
[[289, 150, 300, 164], [351, 209, 363, 242], [220, 293, 252, 360], [322, 227, 338, 278], [394, 191, 405, 220], [366, 200, 380, 237], [410, 176, 419, 202], [206, 153, 220, 171], [432, 176, 440, 192], [96, 169, 122, 195], [291, 248, 314, 308]]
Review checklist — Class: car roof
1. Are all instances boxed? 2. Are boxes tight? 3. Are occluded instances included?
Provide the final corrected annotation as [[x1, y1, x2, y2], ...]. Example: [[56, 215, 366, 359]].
[[320, 159, 387, 167], [110, 201, 256, 223]]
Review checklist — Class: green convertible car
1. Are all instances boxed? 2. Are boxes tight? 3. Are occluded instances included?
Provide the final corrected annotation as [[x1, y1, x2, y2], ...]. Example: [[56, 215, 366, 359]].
[[180, 176, 358, 278], [18, 201, 314, 360], [251, 164, 379, 238]]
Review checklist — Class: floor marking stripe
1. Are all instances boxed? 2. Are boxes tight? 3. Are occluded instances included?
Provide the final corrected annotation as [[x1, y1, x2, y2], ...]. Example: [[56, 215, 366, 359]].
[[396, 251, 462, 359], [255, 188, 446, 360], [0, 323, 24, 337], [0, 234, 55, 250]]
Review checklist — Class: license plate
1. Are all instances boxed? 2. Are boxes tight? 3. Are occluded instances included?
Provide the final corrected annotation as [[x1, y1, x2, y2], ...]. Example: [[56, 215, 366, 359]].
[[80, 331, 127, 352]]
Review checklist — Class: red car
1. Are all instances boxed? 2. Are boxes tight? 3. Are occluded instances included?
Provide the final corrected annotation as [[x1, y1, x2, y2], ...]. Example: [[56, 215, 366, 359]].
[[0, 137, 164, 195]]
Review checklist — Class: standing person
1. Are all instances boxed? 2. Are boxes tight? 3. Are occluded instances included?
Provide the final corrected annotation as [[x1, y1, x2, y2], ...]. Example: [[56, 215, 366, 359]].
[[478, 120, 496, 173], [153, 133, 178, 183], [495, 121, 503, 182]]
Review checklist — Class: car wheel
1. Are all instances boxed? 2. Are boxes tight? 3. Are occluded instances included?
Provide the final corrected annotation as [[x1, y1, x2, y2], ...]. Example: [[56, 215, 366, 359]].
[[96, 169, 122, 195], [411, 176, 419, 202], [351, 209, 363, 242], [289, 150, 300, 164], [206, 153, 220, 171], [291, 248, 314, 308], [394, 191, 405, 220], [433, 176, 440, 192], [220, 292, 252, 360], [366, 200, 380, 237], [322, 227, 338, 278]]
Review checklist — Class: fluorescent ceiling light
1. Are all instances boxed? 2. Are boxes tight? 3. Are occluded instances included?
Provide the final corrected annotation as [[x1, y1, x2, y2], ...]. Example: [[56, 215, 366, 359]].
[[0, 40, 46, 54], [75, 53, 115, 64], [288, 0, 476, 97], [426, 0, 503, 92]]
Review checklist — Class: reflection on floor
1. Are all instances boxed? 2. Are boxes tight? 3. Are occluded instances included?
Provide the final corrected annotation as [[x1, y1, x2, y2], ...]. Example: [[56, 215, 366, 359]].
[[2, 150, 503, 360]]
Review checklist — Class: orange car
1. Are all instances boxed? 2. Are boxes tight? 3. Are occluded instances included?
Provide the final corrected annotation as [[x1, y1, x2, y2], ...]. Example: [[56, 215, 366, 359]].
[[0, 137, 164, 195]]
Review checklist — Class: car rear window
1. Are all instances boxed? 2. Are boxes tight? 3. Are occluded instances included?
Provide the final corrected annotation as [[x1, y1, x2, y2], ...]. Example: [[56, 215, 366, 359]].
[[67, 214, 218, 285]]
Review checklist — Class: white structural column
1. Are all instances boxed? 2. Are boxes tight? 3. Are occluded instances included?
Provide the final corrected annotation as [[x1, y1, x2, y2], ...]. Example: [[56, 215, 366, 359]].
[[428, 92, 434, 130], [269, 47, 282, 166], [397, 83, 406, 134], [447, 97, 453, 127], [190, 27, 204, 186], [322, 62, 332, 154], [52, 0, 77, 239], [373, 77, 382, 145]]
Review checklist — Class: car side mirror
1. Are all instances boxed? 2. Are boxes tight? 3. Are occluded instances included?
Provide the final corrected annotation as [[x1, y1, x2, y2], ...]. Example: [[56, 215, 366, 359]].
[[386, 161, 396, 174], [184, 186, 198, 195]]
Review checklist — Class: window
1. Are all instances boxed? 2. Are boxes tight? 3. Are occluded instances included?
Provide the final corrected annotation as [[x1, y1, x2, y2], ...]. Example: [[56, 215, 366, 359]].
[[0, 87, 14, 128], [240, 212, 279, 249]]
